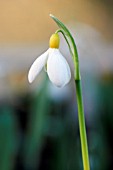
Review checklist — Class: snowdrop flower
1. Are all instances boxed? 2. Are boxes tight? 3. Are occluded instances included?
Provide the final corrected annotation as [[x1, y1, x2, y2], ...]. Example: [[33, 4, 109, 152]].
[[28, 33, 71, 87]]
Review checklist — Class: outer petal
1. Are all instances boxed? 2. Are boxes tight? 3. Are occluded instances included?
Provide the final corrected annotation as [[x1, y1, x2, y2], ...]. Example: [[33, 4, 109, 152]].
[[28, 50, 49, 83], [47, 49, 71, 87]]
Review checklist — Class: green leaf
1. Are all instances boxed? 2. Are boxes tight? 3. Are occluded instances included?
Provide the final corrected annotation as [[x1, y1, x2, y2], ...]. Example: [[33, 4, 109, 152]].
[[50, 14, 72, 37]]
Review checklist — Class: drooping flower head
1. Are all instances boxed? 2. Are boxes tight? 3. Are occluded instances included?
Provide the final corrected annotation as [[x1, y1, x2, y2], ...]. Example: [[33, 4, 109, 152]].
[[28, 33, 71, 87]]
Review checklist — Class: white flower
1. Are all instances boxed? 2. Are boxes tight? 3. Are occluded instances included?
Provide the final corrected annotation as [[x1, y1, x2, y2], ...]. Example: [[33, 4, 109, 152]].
[[28, 34, 71, 88]]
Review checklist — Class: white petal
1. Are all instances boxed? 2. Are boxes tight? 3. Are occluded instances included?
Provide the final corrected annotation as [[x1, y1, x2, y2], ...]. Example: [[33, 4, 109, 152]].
[[28, 50, 49, 83], [47, 49, 71, 87]]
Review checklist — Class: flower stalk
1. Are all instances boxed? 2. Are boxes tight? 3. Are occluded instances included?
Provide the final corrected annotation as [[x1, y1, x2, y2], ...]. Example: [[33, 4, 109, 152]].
[[50, 14, 90, 170]]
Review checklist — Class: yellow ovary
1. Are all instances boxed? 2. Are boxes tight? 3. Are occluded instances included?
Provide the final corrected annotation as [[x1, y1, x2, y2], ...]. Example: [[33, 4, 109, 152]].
[[49, 33, 60, 49]]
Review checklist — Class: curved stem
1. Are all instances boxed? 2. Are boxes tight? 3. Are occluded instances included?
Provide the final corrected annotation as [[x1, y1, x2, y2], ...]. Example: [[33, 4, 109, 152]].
[[55, 29, 73, 57], [55, 29, 80, 80], [50, 14, 90, 170], [57, 29, 90, 170]]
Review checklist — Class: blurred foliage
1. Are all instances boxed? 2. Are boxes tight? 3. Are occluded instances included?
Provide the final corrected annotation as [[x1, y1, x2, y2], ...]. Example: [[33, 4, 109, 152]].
[[0, 74, 113, 170], [0, 106, 18, 170]]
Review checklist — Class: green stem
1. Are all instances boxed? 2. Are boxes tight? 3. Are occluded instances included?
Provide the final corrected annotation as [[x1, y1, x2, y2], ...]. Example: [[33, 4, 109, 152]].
[[55, 28, 80, 81], [50, 14, 90, 170], [55, 29, 73, 57], [75, 80, 90, 170]]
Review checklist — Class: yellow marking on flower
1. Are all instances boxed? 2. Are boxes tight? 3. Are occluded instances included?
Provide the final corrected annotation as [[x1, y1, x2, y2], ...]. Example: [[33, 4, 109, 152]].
[[49, 33, 60, 49]]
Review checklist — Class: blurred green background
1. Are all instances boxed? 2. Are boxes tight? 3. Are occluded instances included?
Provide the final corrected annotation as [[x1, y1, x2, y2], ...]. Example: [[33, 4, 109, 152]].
[[0, 0, 113, 170]]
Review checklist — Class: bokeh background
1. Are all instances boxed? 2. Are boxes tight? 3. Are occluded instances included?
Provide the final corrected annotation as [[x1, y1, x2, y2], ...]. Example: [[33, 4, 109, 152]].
[[0, 0, 113, 170]]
